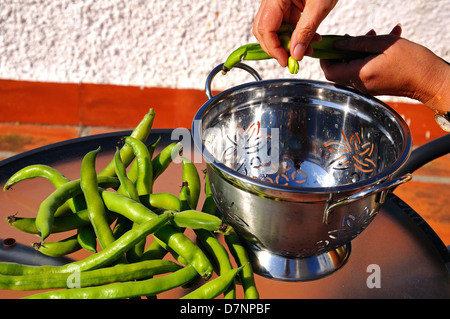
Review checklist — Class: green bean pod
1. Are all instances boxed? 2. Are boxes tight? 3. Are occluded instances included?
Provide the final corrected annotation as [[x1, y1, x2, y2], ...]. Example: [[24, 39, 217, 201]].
[[140, 239, 168, 261], [181, 266, 243, 299], [196, 173, 235, 298], [80, 147, 116, 249], [150, 226, 213, 280], [67, 211, 172, 272], [124, 136, 153, 195], [32, 234, 82, 257], [172, 210, 225, 232], [114, 147, 140, 201], [222, 23, 369, 74], [3, 164, 86, 214], [139, 193, 181, 212], [3, 164, 70, 191], [147, 135, 162, 158], [0, 259, 181, 291], [112, 148, 139, 248], [222, 43, 271, 73], [6, 209, 116, 235], [24, 264, 198, 299], [77, 225, 98, 253], [99, 108, 155, 177], [152, 142, 182, 180], [194, 229, 236, 299], [225, 228, 259, 299], [180, 156, 201, 210], [125, 135, 161, 183], [100, 190, 213, 279], [125, 222, 147, 263], [101, 189, 157, 223], [179, 181, 192, 211], [35, 176, 119, 242], [0, 211, 173, 277], [201, 171, 217, 215]]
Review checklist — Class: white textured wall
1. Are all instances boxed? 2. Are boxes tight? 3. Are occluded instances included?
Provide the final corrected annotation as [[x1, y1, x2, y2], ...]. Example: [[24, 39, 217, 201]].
[[1, 0, 449, 96]]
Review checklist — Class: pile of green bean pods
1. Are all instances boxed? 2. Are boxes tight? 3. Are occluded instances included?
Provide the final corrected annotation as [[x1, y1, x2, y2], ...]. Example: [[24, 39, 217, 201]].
[[1, 108, 259, 299]]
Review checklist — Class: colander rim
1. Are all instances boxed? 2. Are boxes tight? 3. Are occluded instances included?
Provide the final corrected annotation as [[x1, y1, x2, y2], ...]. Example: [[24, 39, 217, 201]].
[[192, 78, 413, 195]]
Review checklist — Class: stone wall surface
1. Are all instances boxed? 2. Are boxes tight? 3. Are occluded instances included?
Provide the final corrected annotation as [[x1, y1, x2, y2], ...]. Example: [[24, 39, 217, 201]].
[[1, 0, 448, 98]]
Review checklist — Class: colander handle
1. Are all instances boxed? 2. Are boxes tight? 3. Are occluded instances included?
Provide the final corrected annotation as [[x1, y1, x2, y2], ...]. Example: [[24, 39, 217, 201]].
[[323, 174, 412, 224], [205, 63, 263, 99]]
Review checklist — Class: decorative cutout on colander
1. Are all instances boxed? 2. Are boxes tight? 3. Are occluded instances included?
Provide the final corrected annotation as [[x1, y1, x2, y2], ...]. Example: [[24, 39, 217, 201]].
[[221, 120, 278, 176], [215, 122, 377, 187], [324, 130, 376, 174], [297, 204, 379, 257]]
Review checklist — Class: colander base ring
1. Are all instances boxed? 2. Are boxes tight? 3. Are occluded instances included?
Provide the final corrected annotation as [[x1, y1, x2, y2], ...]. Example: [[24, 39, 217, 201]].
[[246, 243, 351, 282]]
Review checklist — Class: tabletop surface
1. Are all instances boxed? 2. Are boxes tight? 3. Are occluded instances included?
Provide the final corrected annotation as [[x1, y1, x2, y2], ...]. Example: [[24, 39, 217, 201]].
[[1, 130, 449, 299]]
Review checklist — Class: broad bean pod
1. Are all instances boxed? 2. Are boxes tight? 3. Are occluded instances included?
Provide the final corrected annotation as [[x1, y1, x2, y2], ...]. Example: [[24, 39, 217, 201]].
[[181, 266, 243, 299], [114, 147, 139, 201], [77, 225, 98, 253], [194, 229, 235, 299], [172, 210, 226, 232], [0, 259, 181, 291], [35, 175, 119, 242], [67, 211, 172, 272], [100, 190, 214, 279], [140, 239, 168, 261], [180, 156, 200, 210], [102, 190, 225, 232], [124, 135, 161, 183], [24, 264, 198, 299], [0, 212, 171, 276], [112, 148, 138, 247], [179, 181, 192, 211], [201, 170, 217, 215], [5, 209, 116, 235], [125, 222, 147, 263], [99, 108, 155, 177], [122, 137, 154, 261], [139, 192, 181, 212], [194, 171, 235, 298], [124, 136, 153, 195], [151, 142, 182, 180], [3, 164, 70, 191], [32, 234, 82, 257], [81, 147, 116, 250], [225, 228, 259, 299], [3, 164, 86, 215]]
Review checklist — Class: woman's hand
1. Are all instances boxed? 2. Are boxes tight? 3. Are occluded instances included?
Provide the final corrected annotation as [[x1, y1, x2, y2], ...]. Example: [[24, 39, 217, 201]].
[[320, 25, 450, 112], [253, 0, 338, 66]]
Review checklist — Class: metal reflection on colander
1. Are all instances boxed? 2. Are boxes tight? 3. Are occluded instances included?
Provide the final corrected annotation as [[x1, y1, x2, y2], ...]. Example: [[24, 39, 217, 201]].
[[193, 63, 412, 281]]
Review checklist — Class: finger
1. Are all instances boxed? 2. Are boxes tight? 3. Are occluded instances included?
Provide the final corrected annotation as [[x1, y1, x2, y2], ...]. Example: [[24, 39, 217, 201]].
[[304, 32, 322, 56], [290, 0, 338, 61], [389, 23, 402, 36], [253, 1, 289, 66], [252, 0, 267, 46], [283, 4, 302, 26], [252, 0, 265, 40], [365, 29, 377, 36], [320, 58, 366, 85]]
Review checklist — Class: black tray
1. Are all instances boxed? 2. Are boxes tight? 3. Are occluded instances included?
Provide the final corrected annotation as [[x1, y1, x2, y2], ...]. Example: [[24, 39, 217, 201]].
[[1, 130, 449, 298]]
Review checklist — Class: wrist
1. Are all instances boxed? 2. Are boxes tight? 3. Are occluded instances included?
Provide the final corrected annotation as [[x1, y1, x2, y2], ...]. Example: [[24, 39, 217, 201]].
[[423, 59, 450, 132], [419, 58, 450, 113]]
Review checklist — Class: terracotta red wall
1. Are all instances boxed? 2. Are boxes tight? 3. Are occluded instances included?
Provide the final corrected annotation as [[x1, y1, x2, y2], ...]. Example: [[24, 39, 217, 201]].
[[0, 79, 447, 144]]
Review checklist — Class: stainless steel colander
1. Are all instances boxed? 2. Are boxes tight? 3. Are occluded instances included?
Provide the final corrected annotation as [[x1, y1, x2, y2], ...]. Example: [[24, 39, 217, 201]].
[[193, 63, 412, 281]]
